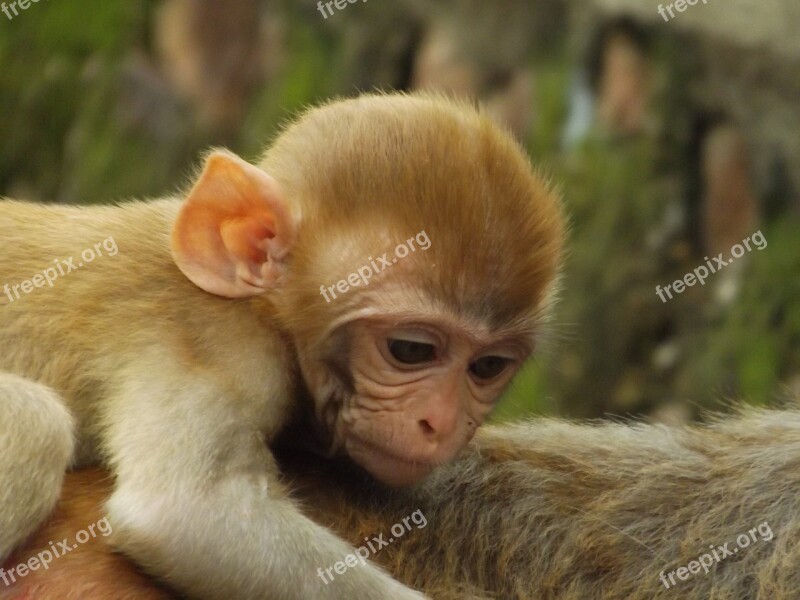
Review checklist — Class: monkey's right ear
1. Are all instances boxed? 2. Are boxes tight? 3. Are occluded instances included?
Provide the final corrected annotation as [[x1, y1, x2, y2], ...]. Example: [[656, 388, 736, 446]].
[[171, 151, 294, 298]]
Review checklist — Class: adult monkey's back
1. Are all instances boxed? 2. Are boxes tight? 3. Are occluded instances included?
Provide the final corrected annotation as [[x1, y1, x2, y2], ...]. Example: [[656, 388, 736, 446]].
[[4, 410, 798, 599], [0, 93, 564, 599]]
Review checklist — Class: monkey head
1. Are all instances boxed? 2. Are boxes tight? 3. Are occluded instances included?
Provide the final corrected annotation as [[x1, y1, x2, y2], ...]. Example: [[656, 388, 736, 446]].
[[171, 93, 564, 487]]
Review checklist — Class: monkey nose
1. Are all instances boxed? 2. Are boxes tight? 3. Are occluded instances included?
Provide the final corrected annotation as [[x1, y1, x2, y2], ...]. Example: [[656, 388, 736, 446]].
[[418, 419, 436, 436], [416, 399, 460, 442]]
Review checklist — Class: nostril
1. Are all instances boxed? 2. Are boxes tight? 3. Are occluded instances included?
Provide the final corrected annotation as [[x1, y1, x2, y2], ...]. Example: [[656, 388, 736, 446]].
[[418, 419, 435, 436]]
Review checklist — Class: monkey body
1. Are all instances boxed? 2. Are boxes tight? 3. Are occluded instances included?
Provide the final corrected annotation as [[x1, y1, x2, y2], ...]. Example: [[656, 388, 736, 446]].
[[0, 93, 564, 599], [1, 199, 302, 598], [5, 409, 798, 600], [0, 199, 293, 465]]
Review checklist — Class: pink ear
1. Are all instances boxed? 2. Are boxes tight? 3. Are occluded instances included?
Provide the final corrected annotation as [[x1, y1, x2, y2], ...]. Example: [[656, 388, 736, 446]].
[[171, 151, 294, 298]]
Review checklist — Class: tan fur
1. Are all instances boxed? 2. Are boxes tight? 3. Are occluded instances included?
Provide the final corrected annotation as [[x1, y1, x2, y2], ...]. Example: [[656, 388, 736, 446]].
[[373, 409, 798, 599], [0, 92, 563, 600], [0, 376, 73, 561], [263, 93, 563, 342], [7, 409, 798, 599], [0, 471, 172, 600]]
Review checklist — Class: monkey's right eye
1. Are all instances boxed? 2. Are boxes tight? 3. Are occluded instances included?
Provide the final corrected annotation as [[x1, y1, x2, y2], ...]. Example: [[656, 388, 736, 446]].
[[387, 339, 437, 365]]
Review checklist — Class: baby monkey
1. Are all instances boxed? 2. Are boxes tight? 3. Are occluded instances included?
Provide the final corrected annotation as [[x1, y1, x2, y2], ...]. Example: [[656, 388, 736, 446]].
[[0, 93, 563, 599]]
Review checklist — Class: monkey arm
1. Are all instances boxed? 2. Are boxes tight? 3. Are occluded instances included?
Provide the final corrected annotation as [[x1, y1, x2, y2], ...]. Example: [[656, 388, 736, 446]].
[[99, 371, 427, 600], [0, 459, 493, 600]]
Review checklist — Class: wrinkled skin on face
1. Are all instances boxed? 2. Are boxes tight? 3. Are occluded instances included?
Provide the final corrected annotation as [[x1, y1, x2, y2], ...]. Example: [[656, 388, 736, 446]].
[[303, 312, 530, 487]]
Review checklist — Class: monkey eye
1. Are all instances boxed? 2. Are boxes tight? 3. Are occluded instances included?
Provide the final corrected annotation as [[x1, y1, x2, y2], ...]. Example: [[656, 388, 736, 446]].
[[387, 339, 437, 365], [469, 356, 512, 381]]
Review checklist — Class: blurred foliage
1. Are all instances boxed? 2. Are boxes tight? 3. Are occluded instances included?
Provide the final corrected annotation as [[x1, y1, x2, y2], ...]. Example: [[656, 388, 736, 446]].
[[1, 2, 798, 423], [0, 1, 155, 199], [685, 218, 800, 404], [492, 43, 800, 421]]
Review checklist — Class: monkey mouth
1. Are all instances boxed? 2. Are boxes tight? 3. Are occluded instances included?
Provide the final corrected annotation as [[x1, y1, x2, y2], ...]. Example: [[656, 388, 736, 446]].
[[345, 437, 435, 487]]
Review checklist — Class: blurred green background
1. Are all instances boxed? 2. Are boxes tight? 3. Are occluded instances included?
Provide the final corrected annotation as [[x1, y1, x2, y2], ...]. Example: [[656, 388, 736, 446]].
[[1, 0, 798, 423]]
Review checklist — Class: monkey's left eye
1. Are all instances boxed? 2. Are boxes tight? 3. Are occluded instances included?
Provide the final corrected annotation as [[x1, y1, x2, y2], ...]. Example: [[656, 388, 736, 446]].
[[469, 356, 512, 381], [387, 339, 437, 365]]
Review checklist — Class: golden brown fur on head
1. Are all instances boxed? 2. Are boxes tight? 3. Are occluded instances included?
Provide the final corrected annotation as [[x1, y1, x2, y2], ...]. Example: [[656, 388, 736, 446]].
[[254, 94, 565, 472], [1, 91, 565, 599], [264, 93, 565, 343]]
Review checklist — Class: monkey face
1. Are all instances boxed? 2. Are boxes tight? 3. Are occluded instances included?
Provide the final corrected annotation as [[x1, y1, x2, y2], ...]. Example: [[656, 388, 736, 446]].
[[169, 94, 564, 489], [308, 315, 527, 487]]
